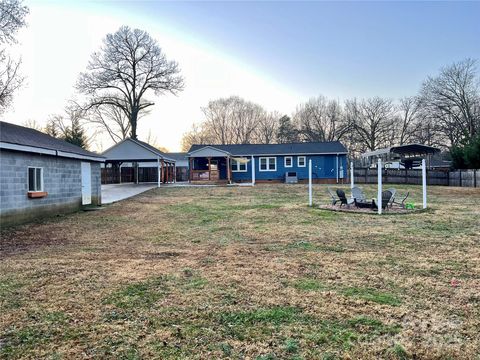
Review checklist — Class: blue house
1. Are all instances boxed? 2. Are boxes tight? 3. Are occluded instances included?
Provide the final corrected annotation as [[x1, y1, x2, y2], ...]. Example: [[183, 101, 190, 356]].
[[187, 142, 348, 184]]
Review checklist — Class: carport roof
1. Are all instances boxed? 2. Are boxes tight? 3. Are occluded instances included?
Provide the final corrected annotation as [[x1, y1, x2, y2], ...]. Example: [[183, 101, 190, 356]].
[[101, 138, 176, 162]]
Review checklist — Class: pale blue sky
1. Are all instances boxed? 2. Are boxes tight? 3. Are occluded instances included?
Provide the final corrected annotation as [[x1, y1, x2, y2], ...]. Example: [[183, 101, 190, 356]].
[[114, 1, 480, 99], [6, 1, 479, 150]]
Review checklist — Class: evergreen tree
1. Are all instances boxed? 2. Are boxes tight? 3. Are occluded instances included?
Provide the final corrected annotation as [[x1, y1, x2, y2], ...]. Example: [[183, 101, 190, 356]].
[[276, 115, 298, 143]]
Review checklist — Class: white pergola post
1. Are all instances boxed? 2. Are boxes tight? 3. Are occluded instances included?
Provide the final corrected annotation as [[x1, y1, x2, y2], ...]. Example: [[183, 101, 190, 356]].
[[308, 159, 313, 206], [251, 156, 256, 186], [422, 159, 427, 209], [336, 154, 339, 183], [157, 157, 161, 188], [350, 161, 354, 190], [377, 158, 382, 215]]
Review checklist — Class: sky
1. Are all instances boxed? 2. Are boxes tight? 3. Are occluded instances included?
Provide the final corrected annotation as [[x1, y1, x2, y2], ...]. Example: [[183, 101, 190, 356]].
[[3, 0, 480, 152]]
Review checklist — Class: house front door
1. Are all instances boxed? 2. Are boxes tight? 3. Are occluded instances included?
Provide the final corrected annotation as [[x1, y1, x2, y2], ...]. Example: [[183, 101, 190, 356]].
[[81, 162, 92, 205], [210, 160, 219, 180]]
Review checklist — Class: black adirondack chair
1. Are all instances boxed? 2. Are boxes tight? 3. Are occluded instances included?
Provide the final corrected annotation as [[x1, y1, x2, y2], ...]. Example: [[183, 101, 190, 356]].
[[373, 190, 393, 210], [336, 189, 354, 207]]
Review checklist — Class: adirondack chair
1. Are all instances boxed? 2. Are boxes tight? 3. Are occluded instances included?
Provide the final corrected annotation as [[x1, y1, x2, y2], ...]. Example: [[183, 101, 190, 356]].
[[351, 186, 367, 201], [393, 191, 410, 208], [386, 188, 397, 208], [336, 189, 354, 207], [327, 187, 340, 205], [373, 190, 393, 210]]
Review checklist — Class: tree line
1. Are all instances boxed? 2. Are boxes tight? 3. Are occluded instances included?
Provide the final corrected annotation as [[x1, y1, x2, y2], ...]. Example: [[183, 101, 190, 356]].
[[1, 2, 478, 167], [181, 59, 480, 168]]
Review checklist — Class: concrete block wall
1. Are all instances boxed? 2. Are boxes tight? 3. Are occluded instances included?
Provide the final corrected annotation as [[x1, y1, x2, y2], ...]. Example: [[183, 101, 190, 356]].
[[0, 150, 102, 226]]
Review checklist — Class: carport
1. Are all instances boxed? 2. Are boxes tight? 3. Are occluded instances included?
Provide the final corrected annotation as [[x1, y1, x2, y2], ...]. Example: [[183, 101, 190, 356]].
[[101, 138, 176, 186]]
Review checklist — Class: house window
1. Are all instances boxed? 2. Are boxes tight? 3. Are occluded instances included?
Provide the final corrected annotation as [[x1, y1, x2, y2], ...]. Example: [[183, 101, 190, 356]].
[[232, 158, 247, 172], [298, 156, 306, 167], [259, 157, 276, 171], [28, 167, 43, 192], [284, 156, 293, 168]]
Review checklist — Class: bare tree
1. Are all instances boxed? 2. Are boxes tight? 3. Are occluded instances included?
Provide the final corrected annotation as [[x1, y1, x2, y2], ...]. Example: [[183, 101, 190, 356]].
[[201, 96, 267, 145], [0, 0, 28, 112], [293, 96, 349, 142], [88, 102, 132, 144], [180, 123, 216, 151], [419, 58, 480, 146], [351, 97, 396, 152], [396, 96, 422, 145], [76, 25, 184, 139], [22, 119, 42, 131], [144, 129, 168, 152], [256, 111, 280, 144]]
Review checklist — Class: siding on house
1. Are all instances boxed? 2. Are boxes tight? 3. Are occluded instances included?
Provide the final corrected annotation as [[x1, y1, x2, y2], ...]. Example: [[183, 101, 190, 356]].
[[0, 150, 101, 226], [231, 154, 348, 182]]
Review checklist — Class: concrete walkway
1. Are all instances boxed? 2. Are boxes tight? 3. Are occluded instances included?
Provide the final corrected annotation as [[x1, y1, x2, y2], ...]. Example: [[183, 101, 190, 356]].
[[101, 183, 158, 204]]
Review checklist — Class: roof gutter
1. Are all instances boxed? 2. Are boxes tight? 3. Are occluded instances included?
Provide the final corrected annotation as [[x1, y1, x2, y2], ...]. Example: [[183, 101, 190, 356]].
[[0, 142, 105, 162]]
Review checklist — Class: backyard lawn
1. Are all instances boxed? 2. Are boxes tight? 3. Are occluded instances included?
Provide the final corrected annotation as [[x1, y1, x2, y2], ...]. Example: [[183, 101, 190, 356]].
[[1, 184, 479, 359]]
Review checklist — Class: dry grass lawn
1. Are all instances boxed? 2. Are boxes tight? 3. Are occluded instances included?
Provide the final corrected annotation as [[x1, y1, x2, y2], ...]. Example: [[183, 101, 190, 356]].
[[1, 184, 479, 359]]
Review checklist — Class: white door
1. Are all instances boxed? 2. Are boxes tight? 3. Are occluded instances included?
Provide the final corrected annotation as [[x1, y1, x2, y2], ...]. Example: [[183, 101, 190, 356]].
[[81, 162, 92, 205]]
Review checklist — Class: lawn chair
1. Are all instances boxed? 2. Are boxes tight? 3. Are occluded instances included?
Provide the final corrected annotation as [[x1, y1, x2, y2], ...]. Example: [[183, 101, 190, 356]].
[[393, 191, 410, 208], [386, 188, 397, 208], [327, 187, 340, 205], [351, 186, 367, 201], [336, 189, 354, 208], [373, 190, 393, 210]]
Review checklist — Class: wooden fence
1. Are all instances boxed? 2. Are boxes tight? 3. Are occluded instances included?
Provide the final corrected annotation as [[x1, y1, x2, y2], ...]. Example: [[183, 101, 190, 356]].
[[352, 168, 479, 187]]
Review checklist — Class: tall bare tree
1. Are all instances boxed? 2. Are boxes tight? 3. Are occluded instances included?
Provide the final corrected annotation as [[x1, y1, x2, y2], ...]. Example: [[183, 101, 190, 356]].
[[256, 111, 280, 144], [351, 97, 396, 152], [396, 96, 421, 145], [180, 123, 216, 151], [76, 25, 184, 139], [419, 58, 479, 146], [293, 96, 349, 142], [0, 0, 28, 112]]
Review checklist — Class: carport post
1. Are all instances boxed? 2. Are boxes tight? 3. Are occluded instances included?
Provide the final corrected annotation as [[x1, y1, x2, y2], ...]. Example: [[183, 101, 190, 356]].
[[377, 158, 382, 215], [308, 159, 312, 207], [422, 159, 427, 209], [157, 157, 161, 188]]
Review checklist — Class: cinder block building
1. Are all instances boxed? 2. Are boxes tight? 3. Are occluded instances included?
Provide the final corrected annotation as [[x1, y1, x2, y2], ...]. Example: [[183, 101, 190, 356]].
[[0, 121, 104, 226]]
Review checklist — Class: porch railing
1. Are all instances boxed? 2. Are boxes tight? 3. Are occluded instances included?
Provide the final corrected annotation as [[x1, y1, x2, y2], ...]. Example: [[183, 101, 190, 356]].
[[191, 170, 219, 181]]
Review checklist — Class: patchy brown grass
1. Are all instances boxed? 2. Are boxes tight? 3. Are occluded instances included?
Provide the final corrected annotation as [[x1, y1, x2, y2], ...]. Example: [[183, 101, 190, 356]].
[[1, 184, 479, 359]]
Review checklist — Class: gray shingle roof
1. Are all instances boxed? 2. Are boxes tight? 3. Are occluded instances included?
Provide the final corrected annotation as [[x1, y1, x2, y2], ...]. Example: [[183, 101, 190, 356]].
[[0, 121, 103, 160], [188, 141, 347, 156], [167, 152, 188, 161]]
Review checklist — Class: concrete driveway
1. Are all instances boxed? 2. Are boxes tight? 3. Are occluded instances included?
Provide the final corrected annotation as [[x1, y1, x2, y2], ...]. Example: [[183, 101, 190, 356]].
[[101, 183, 157, 204]]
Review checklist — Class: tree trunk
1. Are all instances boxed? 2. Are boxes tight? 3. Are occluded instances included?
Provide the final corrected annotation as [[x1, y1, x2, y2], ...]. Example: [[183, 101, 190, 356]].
[[130, 107, 139, 139]]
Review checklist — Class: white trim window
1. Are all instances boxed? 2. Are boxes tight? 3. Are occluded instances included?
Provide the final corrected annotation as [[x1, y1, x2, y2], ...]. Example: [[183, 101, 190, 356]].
[[231, 158, 247, 172], [284, 156, 293, 168], [298, 156, 306, 167], [28, 167, 43, 192], [259, 157, 276, 171]]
